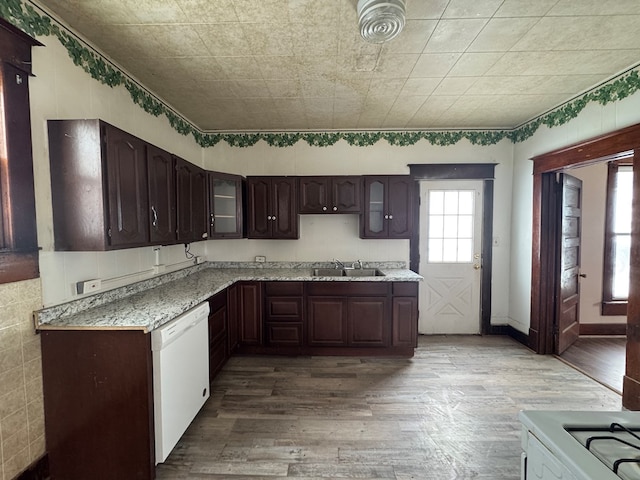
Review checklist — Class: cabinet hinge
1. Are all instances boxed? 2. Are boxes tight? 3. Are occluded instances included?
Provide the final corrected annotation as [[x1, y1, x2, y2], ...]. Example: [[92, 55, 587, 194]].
[[107, 228, 112, 238]]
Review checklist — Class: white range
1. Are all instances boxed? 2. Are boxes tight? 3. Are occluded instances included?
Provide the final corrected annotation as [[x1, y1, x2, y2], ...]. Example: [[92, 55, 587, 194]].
[[519, 410, 640, 480]]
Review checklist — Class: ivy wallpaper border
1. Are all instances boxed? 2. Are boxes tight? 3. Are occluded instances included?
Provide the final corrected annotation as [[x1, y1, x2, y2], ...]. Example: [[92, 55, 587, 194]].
[[3, 0, 640, 149]]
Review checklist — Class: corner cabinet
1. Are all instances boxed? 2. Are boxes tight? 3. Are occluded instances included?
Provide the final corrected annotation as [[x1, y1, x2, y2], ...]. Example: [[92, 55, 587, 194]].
[[48, 119, 208, 250], [298, 176, 361, 214], [246, 177, 298, 239], [208, 171, 244, 239], [49, 120, 150, 250], [361, 176, 414, 239]]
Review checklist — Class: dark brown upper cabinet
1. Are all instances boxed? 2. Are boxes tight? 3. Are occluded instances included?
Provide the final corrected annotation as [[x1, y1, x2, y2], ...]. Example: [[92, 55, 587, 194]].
[[299, 176, 361, 214], [361, 176, 414, 239], [208, 171, 244, 239], [175, 156, 208, 243], [246, 177, 298, 239], [48, 119, 150, 250], [147, 144, 176, 245]]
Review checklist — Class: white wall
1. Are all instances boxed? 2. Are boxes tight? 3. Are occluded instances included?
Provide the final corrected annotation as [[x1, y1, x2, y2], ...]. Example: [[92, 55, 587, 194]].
[[509, 90, 640, 333]]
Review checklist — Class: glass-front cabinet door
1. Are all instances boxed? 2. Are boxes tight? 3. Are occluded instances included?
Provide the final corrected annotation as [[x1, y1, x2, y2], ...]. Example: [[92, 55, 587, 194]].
[[208, 172, 244, 239], [368, 179, 386, 235]]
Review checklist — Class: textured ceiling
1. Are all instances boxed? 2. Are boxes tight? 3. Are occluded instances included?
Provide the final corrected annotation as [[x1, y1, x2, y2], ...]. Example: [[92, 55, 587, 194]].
[[34, 0, 640, 132]]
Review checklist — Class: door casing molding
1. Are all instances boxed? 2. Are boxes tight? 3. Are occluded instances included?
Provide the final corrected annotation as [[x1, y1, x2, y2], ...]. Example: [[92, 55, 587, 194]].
[[408, 163, 496, 335], [529, 122, 640, 410]]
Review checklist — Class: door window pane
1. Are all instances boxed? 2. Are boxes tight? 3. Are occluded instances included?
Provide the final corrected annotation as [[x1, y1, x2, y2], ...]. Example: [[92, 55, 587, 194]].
[[427, 190, 475, 263]]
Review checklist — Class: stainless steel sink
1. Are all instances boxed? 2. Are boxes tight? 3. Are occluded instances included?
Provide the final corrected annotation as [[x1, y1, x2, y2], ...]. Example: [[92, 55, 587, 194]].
[[343, 268, 385, 277], [311, 268, 385, 277], [312, 268, 345, 276]]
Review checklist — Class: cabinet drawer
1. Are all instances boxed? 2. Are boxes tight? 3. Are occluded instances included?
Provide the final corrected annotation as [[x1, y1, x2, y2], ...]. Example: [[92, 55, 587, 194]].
[[265, 281, 304, 296], [393, 282, 418, 296], [266, 322, 303, 346], [307, 282, 389, 296], [266, 297, 303, 321]]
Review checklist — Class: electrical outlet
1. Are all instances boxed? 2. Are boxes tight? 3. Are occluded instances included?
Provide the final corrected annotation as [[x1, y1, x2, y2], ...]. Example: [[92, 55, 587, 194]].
[[255, 255, 266, 263], [76, 279, 101, 295], [195, 256, 205, 264]]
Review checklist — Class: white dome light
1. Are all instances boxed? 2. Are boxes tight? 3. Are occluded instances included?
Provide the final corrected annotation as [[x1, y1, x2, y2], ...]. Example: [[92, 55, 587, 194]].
[[357, 0, 406, 44]]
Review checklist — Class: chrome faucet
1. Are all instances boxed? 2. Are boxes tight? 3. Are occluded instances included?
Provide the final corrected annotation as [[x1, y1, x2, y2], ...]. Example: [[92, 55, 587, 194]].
[[353, 259, 363, 269], [333, 258, 345, 269]]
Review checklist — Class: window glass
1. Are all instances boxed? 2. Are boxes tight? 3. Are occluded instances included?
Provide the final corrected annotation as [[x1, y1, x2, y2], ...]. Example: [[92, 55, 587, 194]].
[[427, 190, 474, 263]]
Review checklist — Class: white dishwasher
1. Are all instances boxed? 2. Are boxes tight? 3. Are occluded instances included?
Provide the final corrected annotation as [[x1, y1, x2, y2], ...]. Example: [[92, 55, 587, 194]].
[[151, 302, 210, 464]]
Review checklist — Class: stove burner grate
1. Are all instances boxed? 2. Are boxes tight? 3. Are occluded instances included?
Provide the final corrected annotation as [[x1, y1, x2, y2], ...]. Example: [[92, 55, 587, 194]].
[[584, 423, 640, 474]]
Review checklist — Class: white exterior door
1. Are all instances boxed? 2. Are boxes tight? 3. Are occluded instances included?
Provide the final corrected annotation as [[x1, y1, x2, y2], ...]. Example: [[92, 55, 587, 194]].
[[418, 181, 483, 334]]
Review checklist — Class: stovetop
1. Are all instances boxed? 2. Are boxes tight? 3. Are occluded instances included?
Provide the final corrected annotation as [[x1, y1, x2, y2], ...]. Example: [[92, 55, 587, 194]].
[[568, 424, 640, 480]]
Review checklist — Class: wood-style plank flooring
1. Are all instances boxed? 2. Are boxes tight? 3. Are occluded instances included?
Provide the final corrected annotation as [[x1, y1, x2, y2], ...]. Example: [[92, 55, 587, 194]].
[[558, 336, 627, 394], [156, 335, 622, 480]]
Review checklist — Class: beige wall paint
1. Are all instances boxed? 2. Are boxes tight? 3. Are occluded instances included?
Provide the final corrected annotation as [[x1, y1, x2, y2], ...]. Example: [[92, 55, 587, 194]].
[[0, 279, 45, 480]]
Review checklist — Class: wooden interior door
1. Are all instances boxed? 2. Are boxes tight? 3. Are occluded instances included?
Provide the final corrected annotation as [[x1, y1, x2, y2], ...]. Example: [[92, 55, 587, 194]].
[[556, 173, 583, 354]]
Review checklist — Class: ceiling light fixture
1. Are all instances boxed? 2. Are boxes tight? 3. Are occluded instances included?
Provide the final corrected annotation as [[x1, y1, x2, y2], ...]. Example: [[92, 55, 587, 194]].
[[357, 0, 406, 44]]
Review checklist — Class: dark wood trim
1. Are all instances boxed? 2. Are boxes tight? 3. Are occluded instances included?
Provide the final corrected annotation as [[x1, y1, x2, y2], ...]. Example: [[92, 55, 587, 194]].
[[530, 121, 640, 409], [481, 179, 493, 335], [0, 251, 39, 284], [602, 162, 633, 309], [408, 163, 496, 335], [489, 325, 530, 348], [15, 454, 49, 480], [0, 22, 40, 283], [408, 163, 497, 180], [580, 323, 627, 336], [409, 179, 420, 273], [530, 173, 560, 354], [602, 301, 627, 316], [531, 123, 640, 174]]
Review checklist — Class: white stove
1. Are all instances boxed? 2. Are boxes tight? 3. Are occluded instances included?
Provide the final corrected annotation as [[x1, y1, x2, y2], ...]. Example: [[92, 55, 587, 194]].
[[519, 411, 640, 480]]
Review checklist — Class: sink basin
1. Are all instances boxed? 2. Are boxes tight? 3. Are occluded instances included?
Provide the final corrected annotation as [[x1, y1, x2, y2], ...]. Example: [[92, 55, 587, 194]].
[[312, 268, 345, 276], [343, 268, 385, 277], [311, 268, 385, 277]]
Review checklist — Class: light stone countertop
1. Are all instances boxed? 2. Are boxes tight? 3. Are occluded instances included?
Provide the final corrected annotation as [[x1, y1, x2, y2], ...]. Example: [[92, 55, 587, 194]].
[[35, 265, 421, 332]]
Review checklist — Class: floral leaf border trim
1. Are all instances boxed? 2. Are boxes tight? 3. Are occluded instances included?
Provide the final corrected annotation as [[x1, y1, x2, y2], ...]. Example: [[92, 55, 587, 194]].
[[3, 0, 640, 149]]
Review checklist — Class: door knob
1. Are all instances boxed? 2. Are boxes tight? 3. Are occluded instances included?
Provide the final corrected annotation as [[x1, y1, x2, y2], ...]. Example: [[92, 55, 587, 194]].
[[473, 264, 481, 270]]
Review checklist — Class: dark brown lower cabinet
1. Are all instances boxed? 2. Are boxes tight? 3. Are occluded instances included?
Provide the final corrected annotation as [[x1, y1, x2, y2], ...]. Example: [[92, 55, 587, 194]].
[[238, 281, 263, 345], [348, 297, 389, 346], [227, 283, 239, 354], [307, 297, 347, 346], [307, 282, 390, 347], [265, 282, 304, 346], [41, 330, 155, 480], [208, 290, 228, 382], [392, 282, 418, 347]]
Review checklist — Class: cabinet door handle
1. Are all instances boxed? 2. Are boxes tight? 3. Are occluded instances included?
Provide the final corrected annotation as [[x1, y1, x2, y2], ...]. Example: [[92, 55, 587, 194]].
[[322, 206, 327, 211], [151, 206, 158, 228], [332, 206, 337, 211], [388, 214, 393, 220], [272, 216, 277, 220], [210, 213, 215, 227], [267, 215, 272, 220], [384, 214, 389, 219]]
